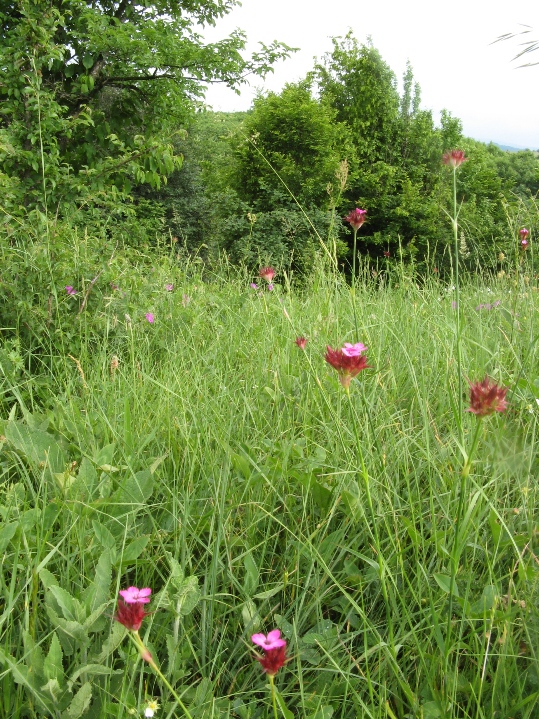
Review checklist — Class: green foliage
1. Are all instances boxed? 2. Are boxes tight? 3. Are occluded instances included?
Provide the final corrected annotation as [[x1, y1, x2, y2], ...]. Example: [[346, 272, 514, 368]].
[[0, 0, 292, 210]]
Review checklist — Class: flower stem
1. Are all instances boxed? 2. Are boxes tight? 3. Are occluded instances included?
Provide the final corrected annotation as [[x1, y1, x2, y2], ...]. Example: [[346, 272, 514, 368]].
[[129, 632, 193, 719], [351, 227, 359, 340], [269, 674, 279, 719], [452, 167, 464, 446]]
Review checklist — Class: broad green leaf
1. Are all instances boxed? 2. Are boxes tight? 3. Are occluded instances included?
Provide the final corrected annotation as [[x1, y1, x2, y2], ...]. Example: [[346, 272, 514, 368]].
[[118, 535, 149, 564], [274, 688, 294, 719], [64, 681, 92, 718], [48, 586, 85, 622], [94, 444, 115, 469], [83, 550, 112, 613], [43, 633, 63, 682], [115, 470, 154, 506], [0, 521, 18, 552], [433, 573, 459, 597], [243, 552, 259, 595], [69, 664, 111, 685], [254, 584, 284, 600], [5, 420, 65, 473], [92, 520, 116, 551], [95, 622, 125, 662]]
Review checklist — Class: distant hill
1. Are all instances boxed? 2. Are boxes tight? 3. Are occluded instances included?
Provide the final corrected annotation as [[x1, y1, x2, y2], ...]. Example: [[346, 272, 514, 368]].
[[492, 142, 538, 153]]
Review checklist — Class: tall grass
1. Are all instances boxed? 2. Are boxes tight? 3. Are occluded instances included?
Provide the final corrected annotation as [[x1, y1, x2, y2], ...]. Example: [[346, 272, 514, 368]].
[[1, 245, 538, 718]]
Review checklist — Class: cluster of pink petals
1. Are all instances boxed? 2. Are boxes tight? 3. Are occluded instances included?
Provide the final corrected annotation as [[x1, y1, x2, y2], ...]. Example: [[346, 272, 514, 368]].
[[344, 208, 367, 231], [259, 266, 276, 283], [295, 336, 307, 350], [252, 630, 287, 676], [165, 283, 174, 291], [65, 286, 76, 296], [325, 344, 370, 389], [475, 301, 500, 311], [145, 313, 154, 324], [442, 149, 467, 168], [519, 228, 529, 241], [115, 587, 152, 632], [521, 239, 529, 249], [467, 376, 508, 417]]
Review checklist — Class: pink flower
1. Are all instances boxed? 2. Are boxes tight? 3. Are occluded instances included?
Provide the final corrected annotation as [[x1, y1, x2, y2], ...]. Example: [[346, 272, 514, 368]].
[[267, 284, 274, 292], [65, 286, 76, 296], [519, 228, 529, 241], [252, 630, 286, 650], [342, 342, 368, 357], [442, 150, 467, 168], [119, 587, 152, 604], [165, 283, 174, 291], [344, 208, 367, 231], [250, 283, 258, 289], [325, 345, 370, 389], [115, 587, 152, 632], [295, 336, 307, 349], [521, 239, 529, 250], [145, 313, 154, 324], [467, 376, 508, 417], [259, 266, 276, 283], [252, 630, 287, 677]]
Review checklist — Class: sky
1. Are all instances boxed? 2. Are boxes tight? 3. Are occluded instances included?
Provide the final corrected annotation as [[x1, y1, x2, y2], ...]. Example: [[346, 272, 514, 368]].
[[201, 0, 539, 149]]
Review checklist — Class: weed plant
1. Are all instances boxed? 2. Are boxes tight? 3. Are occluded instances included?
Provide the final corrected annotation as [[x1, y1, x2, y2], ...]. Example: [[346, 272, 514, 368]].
[[0, 223, 538, 718]]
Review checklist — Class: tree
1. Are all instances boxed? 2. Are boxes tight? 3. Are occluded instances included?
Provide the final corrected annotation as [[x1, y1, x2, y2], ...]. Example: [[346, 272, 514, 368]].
[[0, 0, 292, 210]]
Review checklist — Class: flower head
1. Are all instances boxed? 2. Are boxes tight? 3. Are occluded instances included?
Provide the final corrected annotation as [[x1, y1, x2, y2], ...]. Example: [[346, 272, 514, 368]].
[[145, 700, 159, 717], [252, 630, 287, 677], [521, 238, 529, 250], [442, 150, 467, 168], [119, 586, 152, 604], [467, 376, 508, 417], [295, 336, 307, 350], [165, 283, 174, 292], [259, 266, 276, 283], [325, 345, 370, 389], [519, 228, 529, 241], [65, 286, 76, 296], [250, 283, 258, 290], [344, 208, 367, 231], [267, 283, 274, 292], [383, 250, 390, 258], [145, 313, 154, 324], [342, 342, 368, 357]]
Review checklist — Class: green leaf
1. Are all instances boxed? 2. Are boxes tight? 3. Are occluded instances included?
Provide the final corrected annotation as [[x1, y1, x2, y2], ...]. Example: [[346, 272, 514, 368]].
[[84, 550, 112, 613], [274, 688, 294, 719], [115, 469, 154, 507], [118, 535, 149, 564], [243, 552, 259, 595], [0, 521, 18, 552], [95, 622, 126, 662], [64, 681, 92, 718], [82, 54, 94, 70], [48, 586, 85, 622], [433, 573, 459, 597], [92, 520, 116, 551], [307, 707, 334, 719], [43, 633, 63, 682], [5, 420, 65, 473]]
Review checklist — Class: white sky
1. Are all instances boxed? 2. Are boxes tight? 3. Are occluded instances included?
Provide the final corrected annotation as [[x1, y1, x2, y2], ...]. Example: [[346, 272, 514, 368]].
[[202, 0, 539, 149]]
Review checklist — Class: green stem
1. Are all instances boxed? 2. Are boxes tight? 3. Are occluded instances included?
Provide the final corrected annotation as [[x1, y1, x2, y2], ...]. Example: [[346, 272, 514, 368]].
[[452, 167, 463, 446], [269, 674, 279, 719], [129, 632, 193, 719], [351, 227, 359, 340]]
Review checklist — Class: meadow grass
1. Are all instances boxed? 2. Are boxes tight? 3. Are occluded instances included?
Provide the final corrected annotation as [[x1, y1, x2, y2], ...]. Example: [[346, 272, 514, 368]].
[[0, 256, 538, 719]]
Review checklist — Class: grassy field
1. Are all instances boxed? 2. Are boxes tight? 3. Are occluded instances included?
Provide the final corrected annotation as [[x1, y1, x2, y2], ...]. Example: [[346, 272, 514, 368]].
[[1, 260, 538, 719]]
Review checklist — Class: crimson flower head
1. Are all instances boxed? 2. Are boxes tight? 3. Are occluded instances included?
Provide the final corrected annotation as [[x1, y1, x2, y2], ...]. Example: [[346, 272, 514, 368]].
[[259, 266, 276, 283], [115, 586, 152, 632], [467, 376, 508, 417], [383, 250, 390, 257], [325, 344, 370, 389], [295, 336, 307, 350], [442, 149, 467, 168], [519, 228, 529, 241], [252, 630, 287, 677], [344, 208, 367, 231]]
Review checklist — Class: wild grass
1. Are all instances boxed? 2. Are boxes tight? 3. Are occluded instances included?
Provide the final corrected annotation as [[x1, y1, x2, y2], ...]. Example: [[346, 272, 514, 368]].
[[0, 254, 538, 719]]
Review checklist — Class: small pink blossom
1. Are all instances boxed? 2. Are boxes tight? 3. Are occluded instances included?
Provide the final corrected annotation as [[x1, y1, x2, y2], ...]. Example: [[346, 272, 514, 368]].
[[442, 150, 467, 168], [295, 336, 307, 350], [521, 239, 529, 250], [165, 283, 174, 291], [252, 630, 286, 651], [519, 228, 529, 241], [145, 313, 154, 324], [342, 342, 368, 357], [344, 208, 367, 231], [267, 283, 274, 292], [119, 587, 152, 604], [250, 283, 258, 289], [65, 286, 76, 296]]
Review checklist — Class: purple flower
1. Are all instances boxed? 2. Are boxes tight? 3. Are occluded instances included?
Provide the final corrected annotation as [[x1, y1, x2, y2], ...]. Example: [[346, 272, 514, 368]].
[[252, 630, 286, 651], [65, 286, 76, 296], [342, 342, 368, 357], [267, 284, 274, 292], [165, 283, 174, 292], [250, 283, 258, 290], [145, 313, 154, 324]]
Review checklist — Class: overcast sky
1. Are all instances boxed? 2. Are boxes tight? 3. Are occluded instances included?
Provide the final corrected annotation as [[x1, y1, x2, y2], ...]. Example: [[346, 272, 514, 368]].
[[202, 0, 539, 149]]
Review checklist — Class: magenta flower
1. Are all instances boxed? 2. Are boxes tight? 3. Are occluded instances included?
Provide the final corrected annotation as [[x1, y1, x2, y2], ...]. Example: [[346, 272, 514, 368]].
[[521, 239, 529, 250], [342, 342, 368, 357], [467, 376, 508, 417], [252, 630, 287, 677], [295, 336, 307, 349], [65, 286, 76, 296], [442, 150, 467, 168], [165, 283, 174, 291], [250, 283, 258, 289], [145, 313, 154, 324], [267, 283, 274, 292], [344, 208, 367, 231], [519, 228, 529, 241], [325, 345, 370, 389], [119, 586, 152, 604], [259, 266, 276, 283]]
